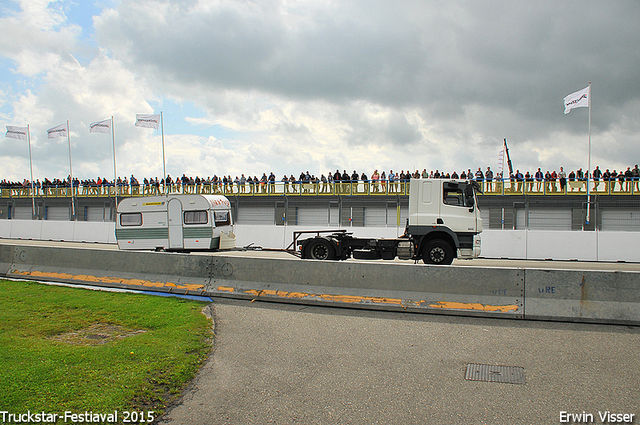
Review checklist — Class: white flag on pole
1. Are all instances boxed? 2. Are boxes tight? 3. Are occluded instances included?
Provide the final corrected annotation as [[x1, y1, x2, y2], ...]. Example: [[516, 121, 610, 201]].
[[563, 85, 590, 114], [90, 119, 111, 134], [47, 123, 67, 139], [6, 126, 28, 140], [135, 114, 160, 129]]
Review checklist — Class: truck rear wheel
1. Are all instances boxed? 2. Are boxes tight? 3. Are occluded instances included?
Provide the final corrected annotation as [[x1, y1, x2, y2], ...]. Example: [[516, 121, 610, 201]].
[[306, 238, 336, 260], [422, 239, 454, 265]]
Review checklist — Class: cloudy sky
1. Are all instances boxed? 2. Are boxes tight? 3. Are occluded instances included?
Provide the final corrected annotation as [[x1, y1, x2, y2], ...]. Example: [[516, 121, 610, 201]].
[[1, 0, 639, 183]]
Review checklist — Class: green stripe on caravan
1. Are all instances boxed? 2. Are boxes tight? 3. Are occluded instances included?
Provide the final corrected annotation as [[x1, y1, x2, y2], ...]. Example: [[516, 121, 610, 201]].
[[183, 227, 214, 238], [115, 228, 169, 239]]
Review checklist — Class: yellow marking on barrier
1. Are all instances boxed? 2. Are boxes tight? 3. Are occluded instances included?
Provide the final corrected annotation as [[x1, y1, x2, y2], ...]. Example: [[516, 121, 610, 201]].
[[428, 301, 518, 313], [283, 292, 313, 299], [320, 294, 405, 305], [216, 286, 236, 293], [10, 270, 204, 292], [213, 287, 517, 313], [218, 286, 406, 306]]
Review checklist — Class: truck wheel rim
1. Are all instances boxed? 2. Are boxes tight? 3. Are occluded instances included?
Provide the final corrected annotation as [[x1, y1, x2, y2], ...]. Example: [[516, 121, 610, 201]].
[[430, 247, 445, 262], [312, 244, 328, 259]]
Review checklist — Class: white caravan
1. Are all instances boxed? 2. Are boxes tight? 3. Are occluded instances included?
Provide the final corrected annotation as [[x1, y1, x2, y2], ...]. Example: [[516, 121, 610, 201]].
[[116, 194, 235, 251]]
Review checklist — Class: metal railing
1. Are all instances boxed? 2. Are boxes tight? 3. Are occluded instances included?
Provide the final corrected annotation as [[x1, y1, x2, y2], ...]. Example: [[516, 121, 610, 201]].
[[2, 178, 639, 199], [0, 181, 411, 198], [478, 178, 640, 196]]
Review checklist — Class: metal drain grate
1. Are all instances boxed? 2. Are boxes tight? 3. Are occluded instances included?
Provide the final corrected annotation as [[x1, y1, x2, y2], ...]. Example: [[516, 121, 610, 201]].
[[465, 363, 526, 385]]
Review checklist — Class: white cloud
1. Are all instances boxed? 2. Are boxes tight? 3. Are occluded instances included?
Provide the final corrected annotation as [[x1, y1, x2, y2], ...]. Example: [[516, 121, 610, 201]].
[[2, 0, 640, 183]]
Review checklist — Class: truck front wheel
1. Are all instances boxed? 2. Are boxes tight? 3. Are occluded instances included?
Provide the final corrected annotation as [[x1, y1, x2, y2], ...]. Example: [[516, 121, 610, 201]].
[[306, 238, 336, 260], [422, 239, 454, 265]]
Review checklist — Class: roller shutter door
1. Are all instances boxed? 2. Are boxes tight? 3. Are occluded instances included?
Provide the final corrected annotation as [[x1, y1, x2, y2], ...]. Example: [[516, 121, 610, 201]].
[[364, 207, 386, 227], [13, 207, 32, 220], [515, 209, 526, 230], [297, 207, 328, 226], [329, 203, 339, 226], [86, 206, 105, 221], [601, 210, 640, 231], [480, 209, 490, 227], [236, 206, 275, 225], [398, 206, 408, 227], [528, 209, 571, 230], [47, 206, 70, 221]]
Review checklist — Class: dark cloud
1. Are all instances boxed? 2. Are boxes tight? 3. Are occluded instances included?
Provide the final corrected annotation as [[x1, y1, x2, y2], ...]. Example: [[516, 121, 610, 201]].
[[3, 0, 640, 181], [96, 1, 640, 112]]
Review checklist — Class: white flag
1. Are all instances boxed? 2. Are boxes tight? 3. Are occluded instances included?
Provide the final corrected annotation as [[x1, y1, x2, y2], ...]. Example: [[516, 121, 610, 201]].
[[563, 85, 590, 114], [135, 114, 160, 129], [6, 126, 28, 140], [47, 123, 67, 139], [90, 119, 111, 134]]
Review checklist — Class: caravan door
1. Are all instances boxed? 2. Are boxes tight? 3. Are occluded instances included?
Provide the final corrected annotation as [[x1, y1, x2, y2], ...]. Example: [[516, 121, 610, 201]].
[[168, 198, 184, 249]]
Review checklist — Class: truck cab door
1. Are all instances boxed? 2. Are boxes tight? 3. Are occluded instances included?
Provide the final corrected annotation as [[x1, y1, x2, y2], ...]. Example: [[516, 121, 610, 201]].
[[439, 183, 477, 232]]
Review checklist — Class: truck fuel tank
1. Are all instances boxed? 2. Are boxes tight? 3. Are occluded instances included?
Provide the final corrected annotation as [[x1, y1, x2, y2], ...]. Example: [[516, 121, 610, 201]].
[[396, 241, 414, 260]]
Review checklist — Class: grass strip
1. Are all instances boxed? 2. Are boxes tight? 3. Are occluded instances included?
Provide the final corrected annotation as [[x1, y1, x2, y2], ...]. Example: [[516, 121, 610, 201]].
[[0, 279, 213, 422]]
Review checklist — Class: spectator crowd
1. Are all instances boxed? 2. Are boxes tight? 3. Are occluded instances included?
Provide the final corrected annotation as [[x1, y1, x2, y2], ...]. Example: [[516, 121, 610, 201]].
[[2, 164, 640, 196]]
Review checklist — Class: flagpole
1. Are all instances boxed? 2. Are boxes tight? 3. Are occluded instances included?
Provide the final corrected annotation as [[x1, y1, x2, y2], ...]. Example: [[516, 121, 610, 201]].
[[27, 124, 35, 219], [161, 111, 166, 196], [586, 82, 592, 226], [111, 116, 118, 207], [67, 120, 75, 220]]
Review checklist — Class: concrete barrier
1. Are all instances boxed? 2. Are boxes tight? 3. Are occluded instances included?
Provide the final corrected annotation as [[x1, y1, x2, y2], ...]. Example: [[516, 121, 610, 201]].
[[72, 221, 116, 244], [10, 219, 42, 240], [0, 244, 13, 275], [481, 230, 527, 259], [5, 245, 212, 294], [206, 256, 524, 317], [0, 243, 637, 325], [597, 231, 640, 262], [524, 268, 640, 325], [1, 243, 523, 318], [526, 230, 597, 261], [41, 221, 75, 241]]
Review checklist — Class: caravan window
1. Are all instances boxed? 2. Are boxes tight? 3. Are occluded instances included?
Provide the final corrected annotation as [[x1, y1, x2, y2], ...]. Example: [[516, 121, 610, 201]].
[[120, 213, 142, 226], [184, 210, 208, 225], [214, 211, 231, 226]]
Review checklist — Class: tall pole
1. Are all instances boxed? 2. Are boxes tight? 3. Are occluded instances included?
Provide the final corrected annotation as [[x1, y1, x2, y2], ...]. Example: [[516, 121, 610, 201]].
[[27, 124, 35, 219], [67, 120, 75, 220], [586, 82, 592, 225], [161, 111, 166, 196], [504, 138, 514, 176], [111, 116, 117, 207]]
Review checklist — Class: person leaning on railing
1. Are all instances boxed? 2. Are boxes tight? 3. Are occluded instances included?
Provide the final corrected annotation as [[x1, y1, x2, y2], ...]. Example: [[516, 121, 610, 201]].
[[624, 167, 633, 192], [485, 167, 493, 192]]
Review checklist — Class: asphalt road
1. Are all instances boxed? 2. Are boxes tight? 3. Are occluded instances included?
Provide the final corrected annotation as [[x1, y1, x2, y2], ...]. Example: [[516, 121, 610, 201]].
[[159, 299, 640, 425]]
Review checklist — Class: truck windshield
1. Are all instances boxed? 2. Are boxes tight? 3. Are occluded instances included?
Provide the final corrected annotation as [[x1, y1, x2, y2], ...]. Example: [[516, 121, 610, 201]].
[[443, 182, 475, 207]]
